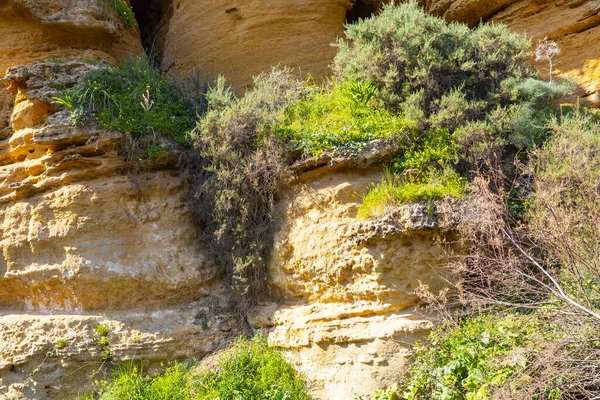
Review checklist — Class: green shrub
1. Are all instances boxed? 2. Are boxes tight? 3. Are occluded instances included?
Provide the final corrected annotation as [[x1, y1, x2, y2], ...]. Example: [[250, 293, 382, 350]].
[[402, 313, 539, 400], [334, 1, 533, 113], [81, 336, 310, 400], [280, 79, 414, 155], [59, 57, 194, 143], [189, 69, 307, 301], [342, 2, 574, 218]]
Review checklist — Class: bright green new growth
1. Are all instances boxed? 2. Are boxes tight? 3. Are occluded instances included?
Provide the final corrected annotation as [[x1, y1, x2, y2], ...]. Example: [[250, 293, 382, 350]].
[[280, 80, 413, 155], [82, 336, 311, 400], [58, 57, 194, 143], [358, 170, 466, 219], [195, 336, 310, 399], [402, 314, 540, 400]]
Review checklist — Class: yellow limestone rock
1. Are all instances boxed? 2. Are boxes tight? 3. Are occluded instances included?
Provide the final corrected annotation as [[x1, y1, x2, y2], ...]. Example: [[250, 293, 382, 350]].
[[161, 0, 353, 91], [252, 165, 459, 399]]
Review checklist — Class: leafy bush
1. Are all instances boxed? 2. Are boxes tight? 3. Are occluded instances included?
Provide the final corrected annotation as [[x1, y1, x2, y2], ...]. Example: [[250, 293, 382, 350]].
[[444, 110, 600, 398], [189, 69, 307, 302], [58, 57, 194, 143], [402, 314, 540, 400], [82, 336, 310, 400], [334, 1, 533, 114], [529, 112, 600, 313], [280, 79, 414, 155], [341, 2, 573, 217]]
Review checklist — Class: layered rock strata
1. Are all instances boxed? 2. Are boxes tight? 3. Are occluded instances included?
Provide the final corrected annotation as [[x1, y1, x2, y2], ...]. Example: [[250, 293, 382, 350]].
[[251, 157, 459, 399]]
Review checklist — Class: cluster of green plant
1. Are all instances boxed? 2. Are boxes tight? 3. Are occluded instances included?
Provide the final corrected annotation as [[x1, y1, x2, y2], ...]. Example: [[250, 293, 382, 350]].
[[335, 1, 572, 218], [195, 336, 310, 399], [94, 324, 112, 363], [54, 57, 194, 144], [189, 70, 307, 301], [358, 169, 466, 219], [104, 0, 136, 28], [80, 336, 310, 400], [355, 385, 399, 400], [358, 128, 467, 218], [401, 313, 541, 400], [334, 1, 533, 112], [279, 79, 414, 155]]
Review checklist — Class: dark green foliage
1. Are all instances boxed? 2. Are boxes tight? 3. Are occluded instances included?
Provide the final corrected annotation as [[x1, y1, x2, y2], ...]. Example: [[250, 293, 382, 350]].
[[81, 336, 310, 400], [338, 2, 574, 216], [334, 1, 533, 113], [61, 57, 194, 143], [505, 78, 575, 148], [189, 70, 307, 302]]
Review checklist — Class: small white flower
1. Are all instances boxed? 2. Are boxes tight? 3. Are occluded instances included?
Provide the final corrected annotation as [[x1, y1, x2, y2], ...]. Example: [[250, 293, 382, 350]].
[[141, 88, 155, 111]]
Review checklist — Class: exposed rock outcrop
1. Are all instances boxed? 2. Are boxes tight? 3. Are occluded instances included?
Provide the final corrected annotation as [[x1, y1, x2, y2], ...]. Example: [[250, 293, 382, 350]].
[[3, 0, 598, 399], [251, 163, 459, 399], [160, 0, 352, 91], [0, 20, 230, 400]]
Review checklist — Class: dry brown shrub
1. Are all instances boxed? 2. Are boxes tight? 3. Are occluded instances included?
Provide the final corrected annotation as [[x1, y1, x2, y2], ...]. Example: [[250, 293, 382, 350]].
[[447, 112, 600, 398]]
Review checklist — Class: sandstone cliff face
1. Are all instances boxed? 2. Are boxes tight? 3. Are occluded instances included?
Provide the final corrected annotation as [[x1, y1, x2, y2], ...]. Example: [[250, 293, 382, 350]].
[[3, 1, 599, 399], [0, 7, 235, 398], [250, 164, 458, 399], [160, 0, 352, 91]]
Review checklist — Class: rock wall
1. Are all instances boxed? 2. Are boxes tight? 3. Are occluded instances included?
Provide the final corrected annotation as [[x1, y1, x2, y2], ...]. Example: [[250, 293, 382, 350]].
[[2, 0, 599, 399], [160, 0, 352, 91], [0, 6, 235, 398], [251, 163, 459, 399]]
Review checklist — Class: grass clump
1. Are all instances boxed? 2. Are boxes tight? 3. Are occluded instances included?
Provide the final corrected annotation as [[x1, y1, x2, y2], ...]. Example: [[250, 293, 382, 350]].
[[80, 336, 310, 400], [280, 80, 413, 155], [57, 57, 194, 143], [358, 169, 466, 219], [358, 128, 466, 219], [195, 336, 310, 399]]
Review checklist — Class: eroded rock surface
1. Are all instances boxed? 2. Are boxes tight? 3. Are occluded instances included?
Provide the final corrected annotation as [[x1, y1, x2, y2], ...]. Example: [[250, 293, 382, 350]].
[[251, 164, 459, 399], [160, 0, 352, 91], [0, 44, 230, 400]]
